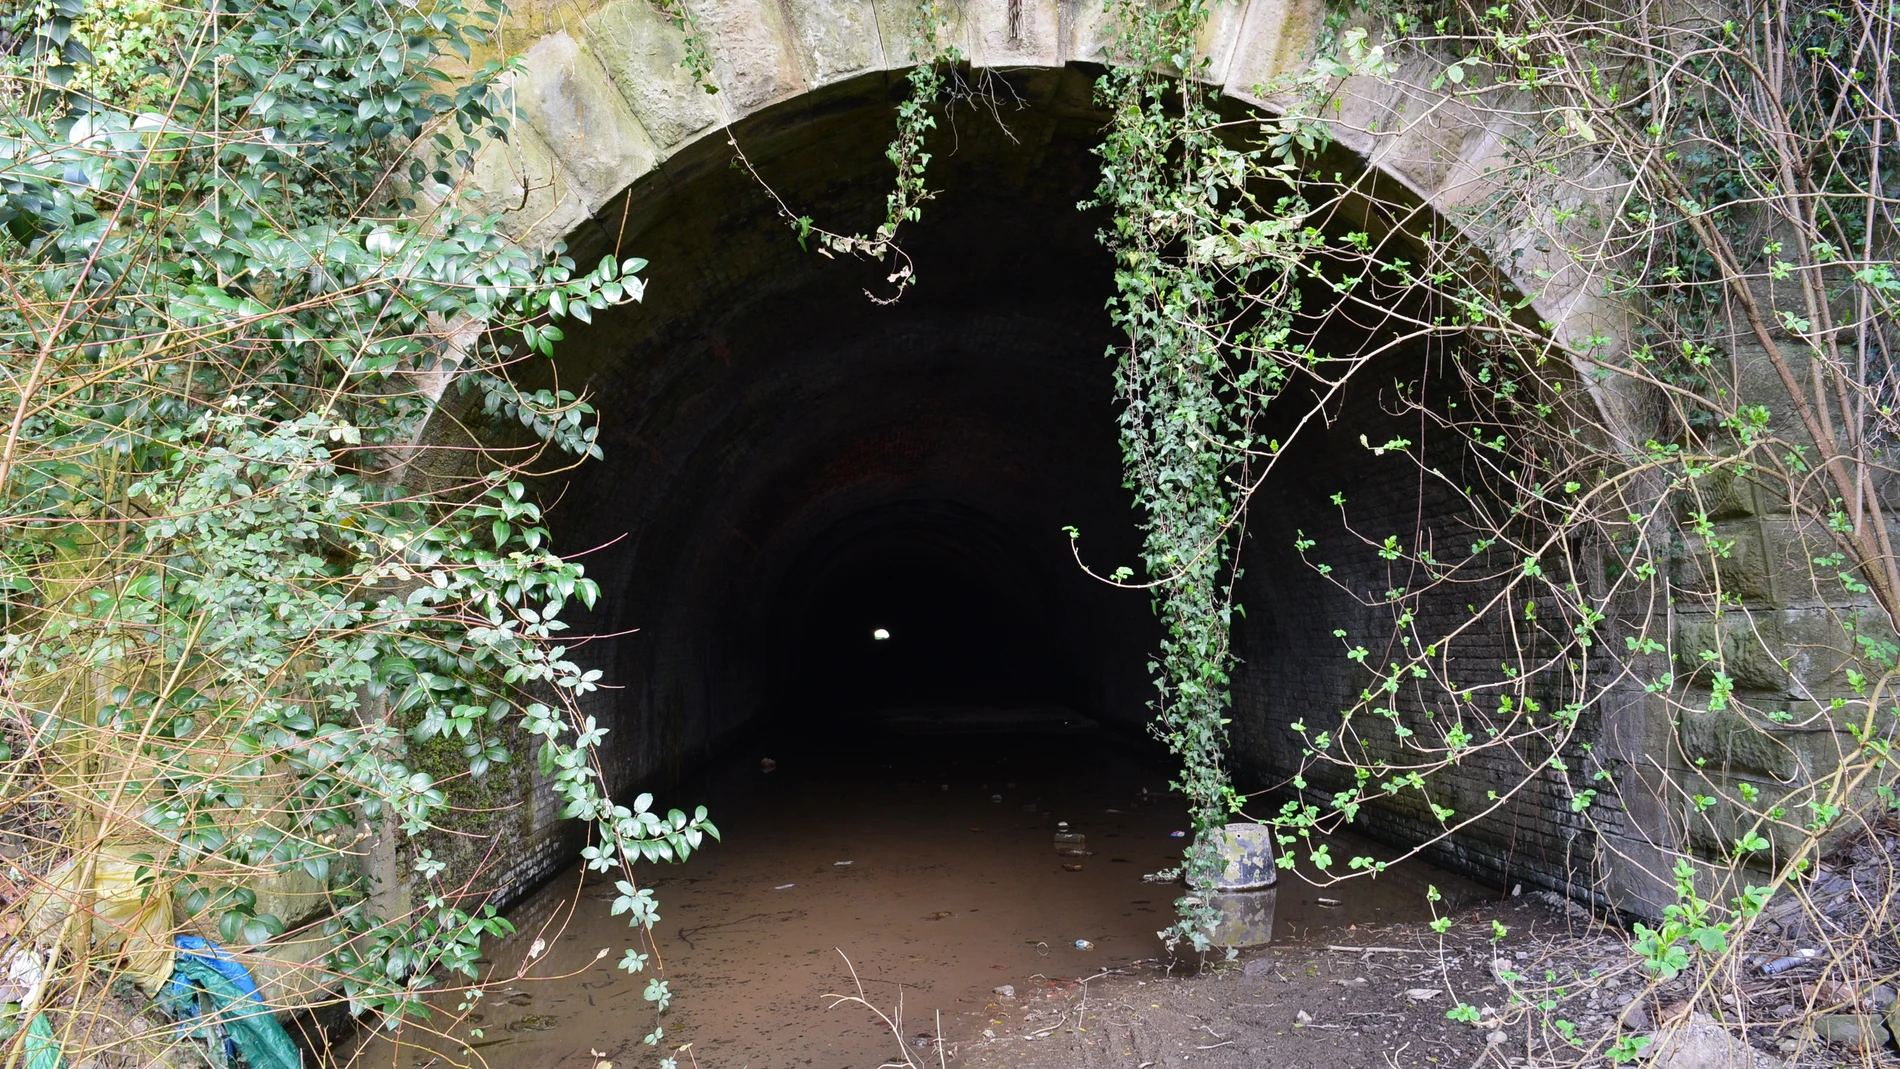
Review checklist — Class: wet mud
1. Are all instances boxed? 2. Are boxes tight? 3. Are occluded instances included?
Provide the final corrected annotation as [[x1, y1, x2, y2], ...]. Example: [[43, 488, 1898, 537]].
[[345, 731, 1484, 1069]]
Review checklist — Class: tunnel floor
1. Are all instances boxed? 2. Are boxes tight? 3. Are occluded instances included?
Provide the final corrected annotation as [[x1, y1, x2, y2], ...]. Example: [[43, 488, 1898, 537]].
[[348, 724, 1484, 1069]]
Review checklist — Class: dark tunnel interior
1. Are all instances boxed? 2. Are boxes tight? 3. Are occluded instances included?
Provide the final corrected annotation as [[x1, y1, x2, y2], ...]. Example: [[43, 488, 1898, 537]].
[[773, 510, 1078, 725], [449, 66, 1509, 874], [483, 66, 1158, 786]]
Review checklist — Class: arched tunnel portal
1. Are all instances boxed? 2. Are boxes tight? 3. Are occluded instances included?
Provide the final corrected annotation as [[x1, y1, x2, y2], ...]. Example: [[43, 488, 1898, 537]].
[[423, 64, 1591, 909]]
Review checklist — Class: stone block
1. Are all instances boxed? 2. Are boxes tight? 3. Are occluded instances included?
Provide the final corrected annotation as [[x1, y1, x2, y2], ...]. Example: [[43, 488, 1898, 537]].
[[1069, 0, 1245, 76], [459, 123, 593, 250], [872, 0, 972, 67], [781, 0, 884, 84], [1775, 607, 1878, 694], [584, 0, 727, 151], [247, 929, 338, 1012], [1728, 340, 1823, 459], [1682, 786, 1810, 868], [1671, 608, 1873, 697], [1648, 1013, 1785, 1069], [1195, 0, 1252, 86], [1673, 614, 1791, 693], [1599, 833, 1684, 920], [1065, 0, 1117, 65], [516, 31, 662, 211], [1224, 0, 1330, 97], [1330, 68, 1410, 161], [1677, 708, 1799, 779], [1677, 521, 1786, 606], [681, 0, 806, 112], [1364, 58, 1493, 197], [960, 0, 1060, 68], [250, 865, 331, 933], [1676, 465, 1766, 521]]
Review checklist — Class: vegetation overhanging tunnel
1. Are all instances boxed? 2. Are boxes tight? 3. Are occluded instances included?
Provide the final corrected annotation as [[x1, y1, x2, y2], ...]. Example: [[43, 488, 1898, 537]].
[[430, 66, 1524, 902]]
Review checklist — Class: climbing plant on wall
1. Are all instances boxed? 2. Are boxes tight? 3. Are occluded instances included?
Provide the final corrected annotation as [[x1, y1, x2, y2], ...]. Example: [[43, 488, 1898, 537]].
[[0, 0, 711, 1062]]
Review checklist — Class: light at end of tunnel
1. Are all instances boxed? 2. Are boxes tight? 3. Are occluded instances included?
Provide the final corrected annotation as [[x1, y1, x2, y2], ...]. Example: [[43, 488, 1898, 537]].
[[872, 627, 891, 641]]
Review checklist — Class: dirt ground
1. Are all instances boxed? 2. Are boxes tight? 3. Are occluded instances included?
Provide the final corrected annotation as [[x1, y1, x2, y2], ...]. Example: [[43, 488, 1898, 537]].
[[955, 885, 1900, 1069], [957, 898, 1551, 1069]]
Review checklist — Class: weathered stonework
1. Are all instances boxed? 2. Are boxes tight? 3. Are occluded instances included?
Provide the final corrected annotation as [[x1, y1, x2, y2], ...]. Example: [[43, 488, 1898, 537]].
[[393, 0, 1878, 931], [516, 31, 664, 212]]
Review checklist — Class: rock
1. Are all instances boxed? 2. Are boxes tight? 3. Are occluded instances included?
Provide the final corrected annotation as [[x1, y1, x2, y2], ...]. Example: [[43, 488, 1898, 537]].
[[1647, 1013, 1784, 1069], [1619, 1002, 1653, 1031], [1867, 984, 1896, 1009], [1888, 1001, 1899, 1044], [992, 985, 1015, 999], [1808, 1013, 1890, 1051], [1485, 1031, 1508, 1045]]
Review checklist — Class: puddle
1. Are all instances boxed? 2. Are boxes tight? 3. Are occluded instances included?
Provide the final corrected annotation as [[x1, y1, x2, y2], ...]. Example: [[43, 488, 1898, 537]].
[[343, 730, 1484, 1068]]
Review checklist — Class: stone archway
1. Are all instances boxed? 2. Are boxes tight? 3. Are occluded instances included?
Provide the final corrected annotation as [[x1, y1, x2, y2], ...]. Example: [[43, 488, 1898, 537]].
[[409, 1, 1667, 916], [445, 0, 1617, 377]]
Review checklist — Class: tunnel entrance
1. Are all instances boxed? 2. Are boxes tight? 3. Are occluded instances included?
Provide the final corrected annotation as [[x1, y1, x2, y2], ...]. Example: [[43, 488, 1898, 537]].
[[392, 61, 1510, 1069]]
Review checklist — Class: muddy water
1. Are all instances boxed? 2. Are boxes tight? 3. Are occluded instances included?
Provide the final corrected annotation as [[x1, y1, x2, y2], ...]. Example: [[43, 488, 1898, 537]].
[[346, 731, 1483, 1069]]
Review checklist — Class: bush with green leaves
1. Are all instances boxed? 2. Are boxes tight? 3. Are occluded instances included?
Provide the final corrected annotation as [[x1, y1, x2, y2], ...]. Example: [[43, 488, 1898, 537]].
[[0, 0, 710, 1056]]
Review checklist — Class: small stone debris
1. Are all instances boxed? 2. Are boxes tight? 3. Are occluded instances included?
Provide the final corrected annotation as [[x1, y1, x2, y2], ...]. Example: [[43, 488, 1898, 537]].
[[1295, 1009, 1314, 1025], [1807, 1013, 1891, 1051], [993, 985, 1016, 999], [1527, 889, 1593, 921], [1400, 988, 1441, 1001], [1647, 1013, 1785, 1069]]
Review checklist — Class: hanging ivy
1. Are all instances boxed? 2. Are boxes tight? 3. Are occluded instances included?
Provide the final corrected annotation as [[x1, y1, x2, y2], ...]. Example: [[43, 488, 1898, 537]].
[[728, 0, 961, 302]]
